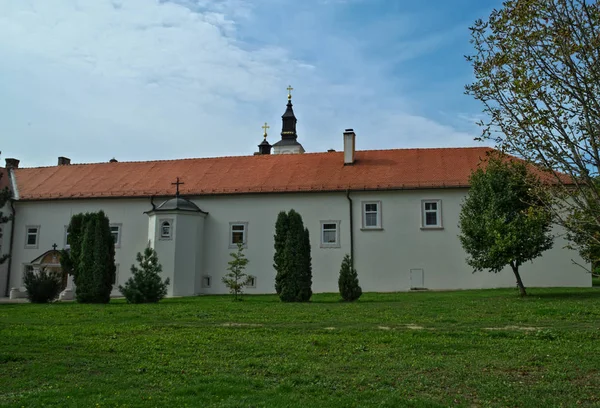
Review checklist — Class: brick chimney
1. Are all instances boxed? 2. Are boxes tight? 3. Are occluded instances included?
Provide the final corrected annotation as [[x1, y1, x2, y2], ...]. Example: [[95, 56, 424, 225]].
[[5, 158, 19, 169], [58, 156, 71, 166], [343, 129, 356, 165]]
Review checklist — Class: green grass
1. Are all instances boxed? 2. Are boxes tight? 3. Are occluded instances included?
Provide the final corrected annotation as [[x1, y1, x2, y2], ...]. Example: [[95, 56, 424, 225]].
[[2, 288, 600, 407]]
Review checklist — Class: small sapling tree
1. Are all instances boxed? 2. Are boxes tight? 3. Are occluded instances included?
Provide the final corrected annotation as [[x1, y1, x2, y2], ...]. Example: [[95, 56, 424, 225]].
[[338, 254, 362, 302], [222, 242, 250, 301], [119, 247, 170, 303], [459, 155, 553, 296]]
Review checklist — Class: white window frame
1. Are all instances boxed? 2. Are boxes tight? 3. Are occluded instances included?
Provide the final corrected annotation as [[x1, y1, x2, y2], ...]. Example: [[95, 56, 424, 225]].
[[421, 199, 443, 229], [110, 224, 122, 248], [201, 275, 212, 288], [361, 201, 382, 229], [320, 220, 341, 248], [159, 219, 173, 240], [112, 263, 120, 288], [246, 275, 256, 288], [25, 225, 40, 249], [229, 222, 248, 248]]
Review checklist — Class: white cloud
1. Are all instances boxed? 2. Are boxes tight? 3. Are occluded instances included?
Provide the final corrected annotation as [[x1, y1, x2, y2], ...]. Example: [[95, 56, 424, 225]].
[[0, 0, 479, 167]]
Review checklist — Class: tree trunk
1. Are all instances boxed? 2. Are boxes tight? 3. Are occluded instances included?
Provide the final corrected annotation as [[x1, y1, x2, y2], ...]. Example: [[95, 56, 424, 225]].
[[510, 261, 527, 297]]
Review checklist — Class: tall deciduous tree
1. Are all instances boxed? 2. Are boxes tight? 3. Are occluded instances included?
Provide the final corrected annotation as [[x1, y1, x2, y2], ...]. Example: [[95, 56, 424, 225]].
[[459, 156, 554, 296], [465, 0, 600, 263], [0, 170, 12, 265], [60, 211, 116, 303]]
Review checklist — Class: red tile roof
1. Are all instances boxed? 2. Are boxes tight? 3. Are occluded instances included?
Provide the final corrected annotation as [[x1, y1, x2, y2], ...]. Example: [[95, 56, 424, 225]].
[[13, 147, 502, 200]]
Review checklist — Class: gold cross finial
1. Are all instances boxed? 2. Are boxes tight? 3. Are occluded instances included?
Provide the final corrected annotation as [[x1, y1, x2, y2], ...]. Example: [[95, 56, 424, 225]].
[[287, 85, 294, 100], [262, 122, 270, 138]]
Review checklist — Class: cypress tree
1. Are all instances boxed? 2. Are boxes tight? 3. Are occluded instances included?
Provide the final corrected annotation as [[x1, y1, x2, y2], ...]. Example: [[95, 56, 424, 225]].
[[277, 210, 312, 302], [273, 211, 289, 295], [338, 254, 362, 302], [64, 211, 116, 303], [297, 227, 312, 302]]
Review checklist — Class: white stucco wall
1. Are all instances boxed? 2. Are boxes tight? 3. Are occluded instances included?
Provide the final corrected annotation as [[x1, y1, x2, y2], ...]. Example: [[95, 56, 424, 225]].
[[6, 189, 590, 297]]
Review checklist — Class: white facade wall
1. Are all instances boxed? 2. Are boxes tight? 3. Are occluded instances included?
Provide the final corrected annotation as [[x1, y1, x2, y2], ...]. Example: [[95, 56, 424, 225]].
[[6, 189, 590, 296]]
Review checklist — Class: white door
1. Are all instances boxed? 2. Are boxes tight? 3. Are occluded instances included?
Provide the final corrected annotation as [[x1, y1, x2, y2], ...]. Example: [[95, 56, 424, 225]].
[[410, 269, 424, 289]]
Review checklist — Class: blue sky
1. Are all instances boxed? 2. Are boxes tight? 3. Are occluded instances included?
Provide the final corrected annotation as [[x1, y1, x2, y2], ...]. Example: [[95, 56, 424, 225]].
[[0, 0, 500, 167]]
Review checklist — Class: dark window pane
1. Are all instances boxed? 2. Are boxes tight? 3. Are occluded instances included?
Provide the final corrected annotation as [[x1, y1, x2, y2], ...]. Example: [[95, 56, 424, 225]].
[[365, 203, 377, 212], [426, 212, 437, 226], [323, 223, 337, 230], [232, 225, 245, 231], [232, 231, 244, 243], [27, 234, 37, 245]]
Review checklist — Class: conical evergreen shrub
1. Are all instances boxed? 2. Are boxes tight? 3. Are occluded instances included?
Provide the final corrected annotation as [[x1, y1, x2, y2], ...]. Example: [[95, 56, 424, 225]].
[[338, 254, 362, 302], [119, 247, 170, 303]]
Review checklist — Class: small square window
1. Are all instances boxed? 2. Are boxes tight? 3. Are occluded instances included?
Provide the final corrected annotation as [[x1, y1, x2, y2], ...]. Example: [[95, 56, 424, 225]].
[[159, 219, 173, 240], [110, 224, 122, 247], [25, 226, 40, 248], [202, 275, 212, 288], [229, 222, 248, 248], [320, 221, 341, 248], [362, 201, 382, 229], [422, 200, 442, 228], [247, 275, 256, 288]]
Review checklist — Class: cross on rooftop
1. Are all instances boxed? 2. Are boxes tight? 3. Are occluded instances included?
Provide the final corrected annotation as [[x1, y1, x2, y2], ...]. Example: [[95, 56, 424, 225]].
[[262, 122, 270, 138], [172, 177, 184, 197], [287, 85, 294, 100]]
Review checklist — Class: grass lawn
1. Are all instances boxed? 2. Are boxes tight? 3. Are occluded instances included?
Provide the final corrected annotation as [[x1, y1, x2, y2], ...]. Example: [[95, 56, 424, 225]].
[[1, 288, 600, 407]]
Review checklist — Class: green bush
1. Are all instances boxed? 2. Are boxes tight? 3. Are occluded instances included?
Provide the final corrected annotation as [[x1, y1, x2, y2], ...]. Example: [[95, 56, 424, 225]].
[[23, 268, 63, 303], [338, 254, 362, 302], [119, 247, 170, 303]]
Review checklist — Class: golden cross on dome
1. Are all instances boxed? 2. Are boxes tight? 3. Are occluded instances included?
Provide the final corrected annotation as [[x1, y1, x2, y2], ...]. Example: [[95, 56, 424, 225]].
[[262, 122, 270, 138], [287, 85, 294, 100]]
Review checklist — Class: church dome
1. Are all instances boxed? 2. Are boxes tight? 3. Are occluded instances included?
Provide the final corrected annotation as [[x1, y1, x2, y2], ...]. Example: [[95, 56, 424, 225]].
[[154, 197, 203, 212]]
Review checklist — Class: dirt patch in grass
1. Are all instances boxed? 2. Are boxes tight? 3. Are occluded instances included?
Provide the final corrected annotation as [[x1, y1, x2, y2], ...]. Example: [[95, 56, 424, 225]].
[[483, 326, 540, 331]]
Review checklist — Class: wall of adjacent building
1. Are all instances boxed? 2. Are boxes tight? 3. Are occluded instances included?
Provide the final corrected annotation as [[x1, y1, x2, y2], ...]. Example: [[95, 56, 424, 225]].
[[6, 189, 590, 297]]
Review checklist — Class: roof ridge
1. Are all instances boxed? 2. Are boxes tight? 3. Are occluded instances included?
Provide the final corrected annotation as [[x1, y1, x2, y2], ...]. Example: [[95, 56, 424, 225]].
[[14, 146, 493, 169]]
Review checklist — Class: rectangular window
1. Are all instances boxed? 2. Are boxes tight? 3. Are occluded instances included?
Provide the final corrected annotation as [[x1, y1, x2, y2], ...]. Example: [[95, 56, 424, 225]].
[[247, 275, 256, 288], [362, 201, 382, 229], [422, 200, 442, 228], [320, 221, 341, 248], [202, 275, 212, 288], [25, 226, 40, 248], [229, 222, 248, 248], [110, 224, 122, 247]]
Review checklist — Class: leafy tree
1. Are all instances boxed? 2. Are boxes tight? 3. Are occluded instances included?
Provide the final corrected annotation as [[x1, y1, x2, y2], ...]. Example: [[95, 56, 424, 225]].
[[222, 242, 250, 301], [61, 211, 116, 303], [459, 155, 554, 296], [465, 0, 600, 263], [0, 171, 12, 265], [275, 209, 312, 302], [273, 211, 289, 295], [23, 267, 63, 303], [119, 247, 170, 303], [338, 254, 362, 302]]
